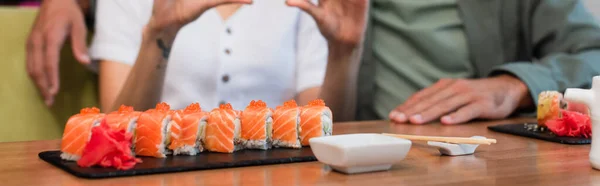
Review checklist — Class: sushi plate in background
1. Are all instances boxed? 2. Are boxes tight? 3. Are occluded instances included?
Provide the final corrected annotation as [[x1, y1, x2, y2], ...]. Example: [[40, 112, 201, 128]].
[[487, 123, 591, 144], [39, 148, 316, 179]]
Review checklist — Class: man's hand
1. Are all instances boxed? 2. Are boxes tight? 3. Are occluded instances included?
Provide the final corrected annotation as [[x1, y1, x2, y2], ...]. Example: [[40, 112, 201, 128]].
[[389, 75, 534, 125], [26, 0, 90, 106], [285, 0, 368, 49]]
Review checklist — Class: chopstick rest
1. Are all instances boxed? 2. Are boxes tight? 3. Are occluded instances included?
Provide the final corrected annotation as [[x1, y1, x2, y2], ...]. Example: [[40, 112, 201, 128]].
[[427, 136, 486, 156]]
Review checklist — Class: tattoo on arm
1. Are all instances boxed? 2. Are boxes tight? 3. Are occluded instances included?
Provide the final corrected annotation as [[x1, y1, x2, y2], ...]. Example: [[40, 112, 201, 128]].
[[157, 39, 171, 59], [155, 38, 171, 70], [156, 63, 166, 70]]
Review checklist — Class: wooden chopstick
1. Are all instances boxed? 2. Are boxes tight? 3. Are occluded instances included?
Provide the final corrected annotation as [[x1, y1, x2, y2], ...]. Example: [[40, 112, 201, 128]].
[[381, 133, 497, 145]]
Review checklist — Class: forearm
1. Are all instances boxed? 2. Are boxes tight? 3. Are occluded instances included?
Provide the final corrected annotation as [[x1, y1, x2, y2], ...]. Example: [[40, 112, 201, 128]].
[[318, 44, 362, 122], [110, 29, 177, 111], [491, 50, 600, 108]]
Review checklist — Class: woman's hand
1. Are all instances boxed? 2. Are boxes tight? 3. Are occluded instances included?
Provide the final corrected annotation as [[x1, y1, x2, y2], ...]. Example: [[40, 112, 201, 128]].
[[286, 0, 368, 48], [146, 0, 252, 36], [286, 0, 369, 121]]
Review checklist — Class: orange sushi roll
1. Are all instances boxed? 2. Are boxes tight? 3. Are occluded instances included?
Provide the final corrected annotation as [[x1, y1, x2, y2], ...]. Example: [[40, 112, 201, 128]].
[[272, 100, 301, 148], [104, 105, 140, 132], [60, 107, 105, 161], [205, 103, 242, 153], [241, 100, 273, 150], [299, 99, 333, 146], [135, 102, 172, 158], [169, 103, 209, 155]]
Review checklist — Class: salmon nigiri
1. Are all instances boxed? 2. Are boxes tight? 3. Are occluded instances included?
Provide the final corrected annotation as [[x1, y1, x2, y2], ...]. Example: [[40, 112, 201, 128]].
[[60, 107, 106, 161], [205, 103, 242, 153], [105, 105, 141, 133], [272, 100, 301, 148], [135, 102, 173, 158], [241, 100, 273, 150], [299, 99, 333, 146], [169, 103, 208, 155]]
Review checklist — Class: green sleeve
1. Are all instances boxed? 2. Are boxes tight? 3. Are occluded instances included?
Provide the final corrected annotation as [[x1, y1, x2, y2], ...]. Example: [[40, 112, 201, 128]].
[[490, 0, 600, 106]]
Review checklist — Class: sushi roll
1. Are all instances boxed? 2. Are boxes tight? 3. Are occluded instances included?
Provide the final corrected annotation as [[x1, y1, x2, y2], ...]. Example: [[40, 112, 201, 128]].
[[272, 100, 302, 148], [60, 107, 105, 161], [169, 103, 208, 155], [104, 105, 140, 133], [537, 91, 565, 126], [299, 99, 333, 146], [240, 100, 273, 150], [134, 102, 173, 158], [205, 103, 242, 153]]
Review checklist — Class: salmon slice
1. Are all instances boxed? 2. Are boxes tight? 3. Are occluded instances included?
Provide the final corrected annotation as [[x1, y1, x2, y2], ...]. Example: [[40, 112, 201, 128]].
[[105, 105, 140, 132], [170, 103, 208, 155], [167, 109, 184, 153], [135, 102, 172, 158], [241, 100, 273, 150], [272, 100, 301, 148], [299, 99, 333, 146], [60, 107, 105, 161], [205, 103, 241, 153]]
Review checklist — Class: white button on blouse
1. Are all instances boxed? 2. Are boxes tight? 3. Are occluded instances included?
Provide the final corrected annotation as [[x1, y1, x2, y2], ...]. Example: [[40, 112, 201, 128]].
[[90, 0, 328, 110]]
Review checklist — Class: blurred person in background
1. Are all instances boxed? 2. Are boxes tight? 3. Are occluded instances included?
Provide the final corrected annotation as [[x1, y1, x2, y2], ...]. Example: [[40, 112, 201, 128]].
[[356, 0, 600, 125], [26, 0, 367, 121], [27, 0, 600, 124]]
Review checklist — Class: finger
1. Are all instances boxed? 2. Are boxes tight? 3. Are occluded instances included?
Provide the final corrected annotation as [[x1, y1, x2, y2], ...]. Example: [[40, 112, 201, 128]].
[[30, 32, 51, 105], [70, 16, 90, 65], [286, 0, 324, 20], [186, 0, 252, 22], [205, 0, 252, 7], [415, 94, 472, 124], [26, 32, 40, 81], [389, 110, 407, 124], [441, 102, 483, 125], [45, 29, 66, 101], [403, 83, 460, 123], [390, 79, 454, 123]]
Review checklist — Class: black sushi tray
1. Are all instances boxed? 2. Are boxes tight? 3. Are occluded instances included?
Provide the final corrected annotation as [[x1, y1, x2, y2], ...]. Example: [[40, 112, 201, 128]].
[[487, 123, 590, 144], [39, 147, 316, 179]]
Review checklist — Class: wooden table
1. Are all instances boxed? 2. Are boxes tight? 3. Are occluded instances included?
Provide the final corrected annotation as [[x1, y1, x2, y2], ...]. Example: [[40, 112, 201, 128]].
[[2, 118, 599, 186]]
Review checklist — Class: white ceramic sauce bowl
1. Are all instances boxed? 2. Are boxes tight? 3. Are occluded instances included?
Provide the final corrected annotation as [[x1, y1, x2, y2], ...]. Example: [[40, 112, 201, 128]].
[[309, 133, 412, 174]]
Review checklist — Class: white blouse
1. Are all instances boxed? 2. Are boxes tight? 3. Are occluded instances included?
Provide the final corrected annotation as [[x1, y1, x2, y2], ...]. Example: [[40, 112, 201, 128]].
[[90, 0, 328, 110]]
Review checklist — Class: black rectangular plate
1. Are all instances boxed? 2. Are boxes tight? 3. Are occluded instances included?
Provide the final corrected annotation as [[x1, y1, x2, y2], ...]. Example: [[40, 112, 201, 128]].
[[488, 123, 590, 144], [39, 148, 317, 179]]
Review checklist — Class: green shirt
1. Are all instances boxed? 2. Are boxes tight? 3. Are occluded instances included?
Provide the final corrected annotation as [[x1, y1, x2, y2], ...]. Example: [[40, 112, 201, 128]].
[[370, 0, 474, 119], [357, 0, 600, 121]]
